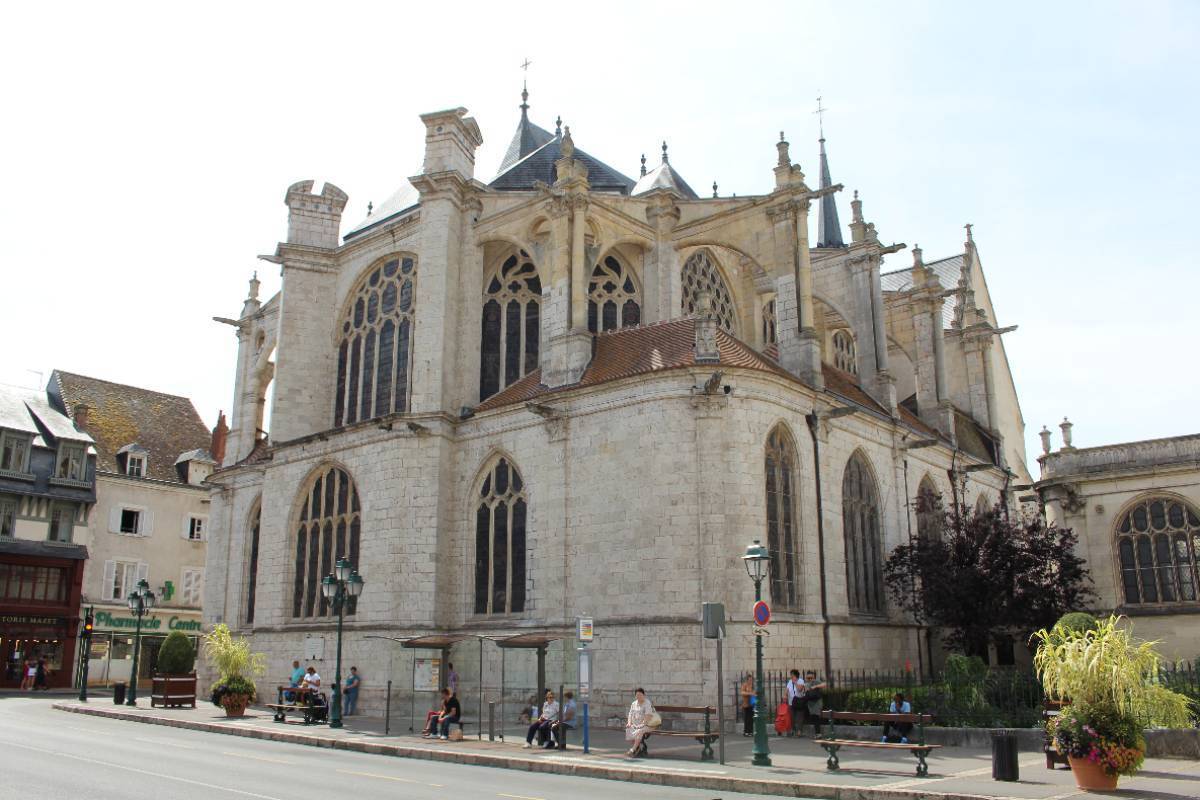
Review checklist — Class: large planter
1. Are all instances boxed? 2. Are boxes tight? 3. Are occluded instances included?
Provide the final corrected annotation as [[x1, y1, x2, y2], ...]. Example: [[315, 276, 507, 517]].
[[1068, 756, 1119, 791], [151, 673, 197, 708], [221, 693, 252, 718]]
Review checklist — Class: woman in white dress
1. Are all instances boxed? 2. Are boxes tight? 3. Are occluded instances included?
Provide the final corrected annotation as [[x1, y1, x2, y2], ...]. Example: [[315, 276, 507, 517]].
[[625, 688, 656, 756]]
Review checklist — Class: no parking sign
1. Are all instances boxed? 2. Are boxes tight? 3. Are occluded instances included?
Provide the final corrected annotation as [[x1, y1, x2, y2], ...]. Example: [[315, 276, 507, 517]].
[[753, 600, 771, 627]]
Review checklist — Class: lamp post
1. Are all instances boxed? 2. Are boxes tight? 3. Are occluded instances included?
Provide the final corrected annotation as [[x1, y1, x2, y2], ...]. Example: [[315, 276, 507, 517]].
[[742, 539, 771, 767], [125, 580, 156, 706], [321, 557, 364, 729]]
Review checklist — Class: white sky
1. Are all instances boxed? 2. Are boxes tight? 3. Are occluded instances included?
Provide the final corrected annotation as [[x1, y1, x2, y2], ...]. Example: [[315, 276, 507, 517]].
[[2, 1, 1197, 477]]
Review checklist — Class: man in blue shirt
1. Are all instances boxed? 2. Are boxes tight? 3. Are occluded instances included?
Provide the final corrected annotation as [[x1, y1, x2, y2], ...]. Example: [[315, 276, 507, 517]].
[[343, 666, 362, 715], [287, 660, 305, 701], [883, 692, 913, 743]]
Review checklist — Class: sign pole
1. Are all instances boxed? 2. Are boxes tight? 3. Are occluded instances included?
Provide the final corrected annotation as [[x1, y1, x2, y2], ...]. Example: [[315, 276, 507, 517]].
[[716, 629, 725, 765]]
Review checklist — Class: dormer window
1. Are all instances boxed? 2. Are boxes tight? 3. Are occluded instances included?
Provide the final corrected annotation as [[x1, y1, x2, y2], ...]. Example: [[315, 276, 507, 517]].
[[0, 431, 32, 474], [56, 442, 86, 481], [127, 454, 146, 478]]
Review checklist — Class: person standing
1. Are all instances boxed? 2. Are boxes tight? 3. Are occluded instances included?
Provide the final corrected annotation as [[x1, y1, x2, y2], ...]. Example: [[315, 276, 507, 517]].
[[801, 670, 826, 736], [446, 662, 458, 695], [739, 673, 755, 736], [343, 666, 362, 716], [287, 659, 305, 701], [21, 656, 36, 691], [34, 657, 50, 691], [786, 669, 805, 736]]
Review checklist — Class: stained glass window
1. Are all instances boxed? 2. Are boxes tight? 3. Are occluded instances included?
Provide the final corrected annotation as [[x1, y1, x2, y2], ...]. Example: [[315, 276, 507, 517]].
[[474, 458, 527, 615], [843, 452, 885, 614], [292, 466, 361, 618], [246, 504, 261, 624], [915, 476, 942, 541], [335, 256, 416, 426], [681, 249, 736, 334], [1115, 497, 1199, 606], [588, 255, 641, 333], [762, 298, 777, 346], [480, 252, 541, 401], [765, 426, 800, 610], [832, 329, 857, 375]]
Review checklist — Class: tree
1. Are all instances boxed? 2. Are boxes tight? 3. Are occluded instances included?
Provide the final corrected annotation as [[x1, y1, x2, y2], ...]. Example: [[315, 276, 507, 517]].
[[884, 497, 1094, 658]]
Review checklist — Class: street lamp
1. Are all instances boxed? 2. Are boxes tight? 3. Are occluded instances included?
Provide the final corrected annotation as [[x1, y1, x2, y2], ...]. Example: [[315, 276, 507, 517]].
[[742, 539, 771, 767], [125, 579, 156, 706], [321, 557, 364, 728]]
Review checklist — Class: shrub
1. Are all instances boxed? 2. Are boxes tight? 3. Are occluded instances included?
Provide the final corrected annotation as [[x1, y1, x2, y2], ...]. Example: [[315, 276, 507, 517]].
[[202, 623, 265, 701], [211, 675, 258, 706], [156, 631, 195, 674], [1055, 611, 1099, 636]]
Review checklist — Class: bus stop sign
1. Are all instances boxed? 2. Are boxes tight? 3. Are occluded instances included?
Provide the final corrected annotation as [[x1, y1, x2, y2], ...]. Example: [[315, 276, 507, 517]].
[[753, 600, 771, 626]]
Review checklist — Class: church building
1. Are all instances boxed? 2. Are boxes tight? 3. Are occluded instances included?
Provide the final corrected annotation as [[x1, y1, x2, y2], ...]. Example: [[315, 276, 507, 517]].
[[203, 88, 1030, 716]]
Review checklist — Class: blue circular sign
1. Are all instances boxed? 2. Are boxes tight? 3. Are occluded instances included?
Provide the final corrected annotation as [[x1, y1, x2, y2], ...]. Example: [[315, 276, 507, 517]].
[[753, 600, 771, 626]]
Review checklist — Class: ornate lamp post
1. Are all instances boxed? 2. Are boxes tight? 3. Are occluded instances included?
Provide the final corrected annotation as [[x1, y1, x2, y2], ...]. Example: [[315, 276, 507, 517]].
[[321, 557, 364, 729], [742, 540, 771, 767], [125, 580, 156, 706]]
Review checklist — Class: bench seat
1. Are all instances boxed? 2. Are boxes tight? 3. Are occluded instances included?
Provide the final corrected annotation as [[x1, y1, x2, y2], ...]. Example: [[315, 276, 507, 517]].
[[819, 710, 938, 776]]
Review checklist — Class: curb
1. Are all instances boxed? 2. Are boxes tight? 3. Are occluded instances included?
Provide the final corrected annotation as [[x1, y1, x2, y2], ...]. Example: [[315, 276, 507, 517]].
[[52, 702, 1012, 800]]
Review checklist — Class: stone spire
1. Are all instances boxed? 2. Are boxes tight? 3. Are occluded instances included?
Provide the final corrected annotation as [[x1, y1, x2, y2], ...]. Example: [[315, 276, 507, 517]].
[[816, 134, 845, 247]]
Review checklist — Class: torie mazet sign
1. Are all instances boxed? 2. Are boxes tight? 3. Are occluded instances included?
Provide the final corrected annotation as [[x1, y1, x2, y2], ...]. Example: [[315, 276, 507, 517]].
[[93, 611, 202, 632]]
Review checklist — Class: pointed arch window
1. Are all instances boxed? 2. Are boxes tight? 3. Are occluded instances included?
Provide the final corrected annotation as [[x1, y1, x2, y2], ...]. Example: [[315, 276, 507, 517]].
[[915, 477, 941, 541], [832, 330, 857, 375], [762, 298, 777, 346], [335, 256, 416, 426], [681, 250, 736, 333], [843, 452, 885, 614], [1116, 497, 1200, 605], [480, 252, 541, 401], [588, 255, 641, 333], [292, 466, 361, 619], [474, 458, 527, 615], [765, 426, 800, 610], [245, 503, 261, 624]]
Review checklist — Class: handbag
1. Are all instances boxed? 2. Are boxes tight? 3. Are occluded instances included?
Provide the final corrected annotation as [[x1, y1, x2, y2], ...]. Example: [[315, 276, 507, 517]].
[[448, 728, 464, 741], [645, 711, 663, 728]]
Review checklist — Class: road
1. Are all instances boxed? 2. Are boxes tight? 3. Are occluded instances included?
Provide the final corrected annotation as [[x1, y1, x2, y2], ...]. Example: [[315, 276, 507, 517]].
[[0, 696, 779, 800]]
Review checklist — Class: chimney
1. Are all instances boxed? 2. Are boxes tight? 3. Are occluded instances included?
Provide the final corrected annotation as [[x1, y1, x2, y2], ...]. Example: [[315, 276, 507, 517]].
[[211, 411, 229, 464], [73, 403, 90, 430]]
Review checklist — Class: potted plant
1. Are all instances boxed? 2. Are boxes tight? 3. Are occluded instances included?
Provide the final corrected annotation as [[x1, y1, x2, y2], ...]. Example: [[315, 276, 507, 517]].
[[1033, 614, 1191, 791], [151, 630, 197, 708], [202, 623, 266, 718]]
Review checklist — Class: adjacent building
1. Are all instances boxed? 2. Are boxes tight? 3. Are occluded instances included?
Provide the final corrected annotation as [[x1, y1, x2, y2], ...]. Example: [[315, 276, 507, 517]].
[[1036, 421, 1200, 660], [0, 383, 95, 689], [49, 371, 217, 688], [204, 89, 1029, 716]]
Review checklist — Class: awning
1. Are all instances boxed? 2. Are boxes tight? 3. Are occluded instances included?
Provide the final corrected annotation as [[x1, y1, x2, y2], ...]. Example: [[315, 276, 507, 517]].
[[495, 632, 564, 649]]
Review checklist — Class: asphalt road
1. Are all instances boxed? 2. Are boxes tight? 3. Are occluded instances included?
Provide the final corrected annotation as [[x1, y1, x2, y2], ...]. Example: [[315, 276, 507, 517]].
[[0, 696, 781, 800]]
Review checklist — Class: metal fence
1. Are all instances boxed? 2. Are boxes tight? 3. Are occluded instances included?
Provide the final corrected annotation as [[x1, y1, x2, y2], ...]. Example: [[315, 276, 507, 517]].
[[731, 660, 1200, 729]]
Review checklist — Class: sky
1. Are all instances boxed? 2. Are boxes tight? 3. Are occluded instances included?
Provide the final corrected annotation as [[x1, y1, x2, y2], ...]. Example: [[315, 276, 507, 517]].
[[1, 1, 1197, 477]]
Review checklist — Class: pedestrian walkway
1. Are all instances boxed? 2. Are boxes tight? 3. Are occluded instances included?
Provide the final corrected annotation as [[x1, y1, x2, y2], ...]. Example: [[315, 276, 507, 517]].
[[52, 700, 1200, 800]]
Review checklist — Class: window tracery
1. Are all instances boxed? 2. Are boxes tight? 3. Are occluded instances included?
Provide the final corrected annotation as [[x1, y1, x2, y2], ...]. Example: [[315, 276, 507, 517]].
[[915, 476, 941, 541], [762, 298, 777, 346], [292, 466, 361, 619], [681, 250, 736, 333], [1116, 497, 1200, 605], [480, 252, 541, 401], [588, 255, 641, 333], [335, 256, 416, 426], [765, 426, 800, 609], [245, 503, 261, 624], [474, 458, 527, 616], [843, 452, 885, 614], [832, 329, 857, 375]]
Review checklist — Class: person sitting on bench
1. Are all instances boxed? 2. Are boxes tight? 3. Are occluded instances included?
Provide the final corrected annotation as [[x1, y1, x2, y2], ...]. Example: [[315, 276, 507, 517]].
[[883, 692, 913, 743], [552, 691, 577, 744], [523, 689, 559, 749], [624, 688, 656, 757], [431, 688, 461, 740]]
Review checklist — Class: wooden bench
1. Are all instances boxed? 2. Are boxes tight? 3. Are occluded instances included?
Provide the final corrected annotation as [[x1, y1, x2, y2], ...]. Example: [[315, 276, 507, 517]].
[[267, 685, 327, 725], [1043, 701, 1071, 770], [819, 710, 941, 776], [630, 705, 720, 762]]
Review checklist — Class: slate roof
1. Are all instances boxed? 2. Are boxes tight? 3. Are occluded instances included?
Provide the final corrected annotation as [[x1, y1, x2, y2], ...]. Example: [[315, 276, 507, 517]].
[[0, 537, 89, 560], [632, 159, 699, 200], [0, 382, 92, 448], [816, 138, 845, 248], [344, 179, 420, 240], [489, 135, 635, 194], [498, 105, 556, 174], [881, 253, 964, 328], [50, 371, 211, 484]]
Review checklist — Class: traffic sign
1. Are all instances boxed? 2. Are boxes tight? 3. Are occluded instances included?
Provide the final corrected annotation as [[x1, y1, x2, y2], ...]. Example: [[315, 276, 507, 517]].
[[753, 600, 771, 626]]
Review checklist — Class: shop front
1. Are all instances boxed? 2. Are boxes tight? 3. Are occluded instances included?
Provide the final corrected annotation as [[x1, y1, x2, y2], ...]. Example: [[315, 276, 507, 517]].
[[84, 606, 203, 689], [0, 541, 87, 690]]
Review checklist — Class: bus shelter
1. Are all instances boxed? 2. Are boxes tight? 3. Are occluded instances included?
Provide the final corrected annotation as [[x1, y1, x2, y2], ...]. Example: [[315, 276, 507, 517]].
[[495, 632, 564, 742], [400, 634, 472, 734]]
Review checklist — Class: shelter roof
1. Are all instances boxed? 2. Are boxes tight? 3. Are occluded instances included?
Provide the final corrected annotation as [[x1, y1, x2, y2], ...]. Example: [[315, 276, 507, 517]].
[[496, 632, 564, 649], [401, 634, 474, 649]]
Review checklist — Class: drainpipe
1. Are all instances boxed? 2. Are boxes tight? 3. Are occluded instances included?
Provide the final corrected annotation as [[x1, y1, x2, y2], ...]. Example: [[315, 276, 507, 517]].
[[902, 457, 925, 682], [804, 413, 833, 680]]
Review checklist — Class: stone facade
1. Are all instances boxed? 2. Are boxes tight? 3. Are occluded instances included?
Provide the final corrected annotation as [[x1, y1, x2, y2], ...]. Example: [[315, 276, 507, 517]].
[[1036, 424, 1200, 660], [204, 95, 1027, 718]]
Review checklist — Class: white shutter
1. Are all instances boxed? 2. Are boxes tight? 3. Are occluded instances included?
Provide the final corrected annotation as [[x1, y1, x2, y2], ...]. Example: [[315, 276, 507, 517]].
[[141, 509, 153, 536], [181, 516, 190, 540], [108, 507, 121, 534], [103, 560, 116, 600]]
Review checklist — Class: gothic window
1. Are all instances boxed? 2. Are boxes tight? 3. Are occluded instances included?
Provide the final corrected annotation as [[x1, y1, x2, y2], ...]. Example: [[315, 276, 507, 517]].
[[762, 298, 777, 345], [681, 249, 736, 333], [588, 255, 641, 333], [974, 493, 991, 516], [480, 252, 541, 401], [474, 458, 527, 615], [832, 329, 857, 375], [1115, 497, 1200, 606], [245, 503, 261, 624], [335, 256, 417, 426], [292, 466, 361, 619], [915, 476, 942, 541], [765, 426, 800, 610], [843, 452, 885, 614]]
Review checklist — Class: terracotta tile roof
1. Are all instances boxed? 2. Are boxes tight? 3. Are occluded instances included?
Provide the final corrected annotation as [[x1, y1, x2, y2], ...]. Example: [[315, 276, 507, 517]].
[[820, 364, 889, 416], [475, 318, 793, 413], [50, 370, 211, 483]]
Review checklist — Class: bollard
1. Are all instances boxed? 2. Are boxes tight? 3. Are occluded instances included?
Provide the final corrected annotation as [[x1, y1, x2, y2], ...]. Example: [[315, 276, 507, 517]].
[[489, 701, 496, 742], [992, 732, 1019, 781], [385, 679, 392, 736]]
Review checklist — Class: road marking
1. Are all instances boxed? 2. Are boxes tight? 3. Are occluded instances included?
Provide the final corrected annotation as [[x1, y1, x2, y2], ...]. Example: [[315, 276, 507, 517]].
[[335, 769, 418, 784], [498, 794, 544, 800], [3, 740, 286, 800], [134, 737, 193, 749], [222, 750, 295, 765]]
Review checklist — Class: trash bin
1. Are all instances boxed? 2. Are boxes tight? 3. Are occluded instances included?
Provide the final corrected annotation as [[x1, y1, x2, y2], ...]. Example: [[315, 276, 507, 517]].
[[992, 731, 1019, 781], [113, 682, 126, 705]]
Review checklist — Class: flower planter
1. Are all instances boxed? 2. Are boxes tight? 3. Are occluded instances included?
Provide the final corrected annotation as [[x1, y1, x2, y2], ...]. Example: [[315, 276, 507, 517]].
[[151, 673, 197, 708], [221, 693, 251, 718], [1068, 756, 1118, 791]]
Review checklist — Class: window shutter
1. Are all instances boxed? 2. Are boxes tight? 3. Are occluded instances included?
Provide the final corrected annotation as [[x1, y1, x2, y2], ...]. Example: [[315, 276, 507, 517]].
[[181, 516, 190, 540], [103, 560, 116, 600], [141, 509, 153, 536], [108, 507, 121, 534]]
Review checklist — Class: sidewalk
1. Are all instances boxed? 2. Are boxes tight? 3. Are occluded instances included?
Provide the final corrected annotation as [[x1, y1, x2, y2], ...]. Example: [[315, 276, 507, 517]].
[[52, 700, 1200, 800]]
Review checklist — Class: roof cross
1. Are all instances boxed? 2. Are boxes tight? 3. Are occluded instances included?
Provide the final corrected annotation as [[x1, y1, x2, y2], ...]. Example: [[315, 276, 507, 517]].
[[520, 58, 532, 72], [814, 95, 828, 139]]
